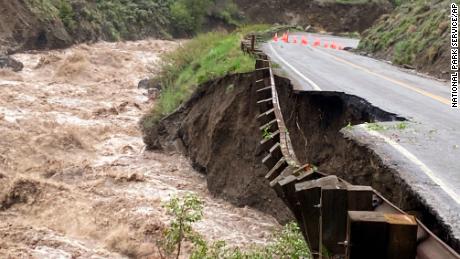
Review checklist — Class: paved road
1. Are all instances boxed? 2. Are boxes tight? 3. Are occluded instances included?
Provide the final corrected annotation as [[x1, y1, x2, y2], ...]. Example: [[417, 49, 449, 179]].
[[263, 32, 460, 240]]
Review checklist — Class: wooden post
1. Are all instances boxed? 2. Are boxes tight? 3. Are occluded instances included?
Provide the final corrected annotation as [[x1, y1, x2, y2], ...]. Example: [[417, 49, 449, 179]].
[[251, 35, 256, 51], [322, 187, 348, 254], [295, 176, 340, 256], [346, 211, 417, 259]]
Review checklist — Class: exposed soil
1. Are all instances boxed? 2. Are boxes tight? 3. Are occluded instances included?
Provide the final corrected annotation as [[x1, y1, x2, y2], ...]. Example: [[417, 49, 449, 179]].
[[143, 73, 294, 224], [0, 0, 73, 53], [274, 77, 459, 252], [0, 40, 280, 258], [234, 0, 393, 33], [145, 67, 459, 252]]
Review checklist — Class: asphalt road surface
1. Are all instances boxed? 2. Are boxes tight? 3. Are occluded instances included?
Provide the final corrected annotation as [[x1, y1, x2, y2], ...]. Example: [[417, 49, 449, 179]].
[[263, 32, 460, 240]]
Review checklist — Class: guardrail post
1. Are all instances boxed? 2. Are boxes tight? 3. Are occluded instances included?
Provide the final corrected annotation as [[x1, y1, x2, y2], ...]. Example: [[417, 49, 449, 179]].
[[346, 211, 417, 259]]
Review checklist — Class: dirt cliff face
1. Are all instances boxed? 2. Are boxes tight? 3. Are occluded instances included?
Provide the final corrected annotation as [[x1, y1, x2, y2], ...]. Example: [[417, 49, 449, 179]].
[[0, 0, 236, 54], [0, 0, 73, 53], [143, 73, 294, 224], [234, 0, 393, 32], [0, 0, 175, 53]]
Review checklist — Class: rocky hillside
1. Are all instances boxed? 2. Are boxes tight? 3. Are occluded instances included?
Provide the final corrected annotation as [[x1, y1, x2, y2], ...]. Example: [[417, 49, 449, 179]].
[[0, 0, 241, 54], [0, 0, 398, 54], [359, 0, 455, 79], [234, 0, 394, 32]]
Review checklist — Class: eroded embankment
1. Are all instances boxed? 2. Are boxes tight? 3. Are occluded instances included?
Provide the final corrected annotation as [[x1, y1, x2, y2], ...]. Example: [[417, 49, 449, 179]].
[[144, 73, 294, 224], [275, 76, 459, 252], [145, 70, 459, 252]]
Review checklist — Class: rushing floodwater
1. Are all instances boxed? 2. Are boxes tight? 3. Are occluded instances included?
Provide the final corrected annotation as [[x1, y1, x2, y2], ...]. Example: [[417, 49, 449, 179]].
[[0, 39, 279, 258]]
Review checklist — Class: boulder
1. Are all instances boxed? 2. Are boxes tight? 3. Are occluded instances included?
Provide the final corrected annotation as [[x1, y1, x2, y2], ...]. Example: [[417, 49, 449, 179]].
[[138, 78, 162, 90], [138, 78, 151, 89], [0, 55, 24, 72]]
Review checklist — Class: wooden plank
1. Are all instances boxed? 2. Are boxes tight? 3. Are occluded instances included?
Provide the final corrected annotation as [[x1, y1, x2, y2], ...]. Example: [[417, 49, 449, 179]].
[[270, 166, 294, 187], [277, 170, 322, 237], [346, 211, 417, 259], [347, 211, 388, 259], [385, 214, 418, 259], [262, 153, 277, 169], [295, 175, 340, 191], [257, 108, 276, 125], [259, 119, 278, 133], [322, 187, 348, 255], [296, 183, 321, 253], [347, 185, 374, 211], [265, 157, 287, 181], [269, 143, 282, 161], [257, 98, 274, 116]]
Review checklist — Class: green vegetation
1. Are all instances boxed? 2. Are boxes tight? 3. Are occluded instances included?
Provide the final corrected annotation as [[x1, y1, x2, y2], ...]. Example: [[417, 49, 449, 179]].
[[345, 122, 353, 130], [395, 122, 408, 130], [262, 126, 274, 140], [359, 0, 455, 71], [158, 193, 311, 259], [157, 193, 204, 258], [23, 0, 244, 41], [365, 122, 408, 131], [335, 0, 374, 4], [143, 25, 271, 128], [365, 122, 387, 131]]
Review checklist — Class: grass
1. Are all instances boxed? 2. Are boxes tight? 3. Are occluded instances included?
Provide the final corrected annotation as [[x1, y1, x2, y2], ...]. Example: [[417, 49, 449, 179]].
[[143, 25, 271, 128], [358, 0, 453, 68], [365, 122, 408, 131]]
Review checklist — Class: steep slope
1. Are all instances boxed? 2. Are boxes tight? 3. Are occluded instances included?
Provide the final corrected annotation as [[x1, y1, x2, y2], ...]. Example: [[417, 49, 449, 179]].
[[234, 0, 394, 32], [143, 73, 295, 224], [0, 0, 241, 53], [359, 0, 454, 79]]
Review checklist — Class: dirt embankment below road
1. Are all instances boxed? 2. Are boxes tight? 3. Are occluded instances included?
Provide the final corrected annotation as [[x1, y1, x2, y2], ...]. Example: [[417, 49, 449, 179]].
[[0, 40, 280, 258], [275, 77, 460, 252], [145, 70, 460, 252], [143, 73, 294, 224]]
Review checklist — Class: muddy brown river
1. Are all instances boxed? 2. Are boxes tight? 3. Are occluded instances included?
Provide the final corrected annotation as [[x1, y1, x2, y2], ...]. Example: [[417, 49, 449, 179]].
[[0, 39, 279, 258]]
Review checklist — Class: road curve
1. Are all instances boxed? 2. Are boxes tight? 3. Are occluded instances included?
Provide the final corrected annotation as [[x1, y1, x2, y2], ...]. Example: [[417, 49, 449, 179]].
[[263, 32, 460, 242]]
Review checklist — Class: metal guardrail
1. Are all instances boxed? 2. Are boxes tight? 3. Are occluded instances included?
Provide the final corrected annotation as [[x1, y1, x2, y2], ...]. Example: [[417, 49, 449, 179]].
[[241, 34, 460, 259]]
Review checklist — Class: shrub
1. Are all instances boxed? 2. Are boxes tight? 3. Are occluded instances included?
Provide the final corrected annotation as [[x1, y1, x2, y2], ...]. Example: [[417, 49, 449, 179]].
[[170, 0, 212, 35], [158, 193, 311, 259], [158, 193, 204, 259]]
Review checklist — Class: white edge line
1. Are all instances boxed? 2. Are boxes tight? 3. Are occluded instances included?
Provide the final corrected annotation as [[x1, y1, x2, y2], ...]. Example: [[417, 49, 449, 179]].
[[268, 42, 460, 204], [268, 43, 322, 91], [358, 124, 460, 205]]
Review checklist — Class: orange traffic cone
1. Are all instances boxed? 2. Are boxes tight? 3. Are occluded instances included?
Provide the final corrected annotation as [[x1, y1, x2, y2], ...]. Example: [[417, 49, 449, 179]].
[[282, 33, 289, 43], [273, 33, 278, 42], [301, 36, 308, 45], [293, 37, 298, 44], [331, 42, 337, 49], [313, 38, 320, 47], [324, 42, 329, 48]]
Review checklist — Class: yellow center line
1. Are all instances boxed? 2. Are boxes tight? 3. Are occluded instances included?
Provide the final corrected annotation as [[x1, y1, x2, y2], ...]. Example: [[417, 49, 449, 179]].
[[315, 48, 450, 105]]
